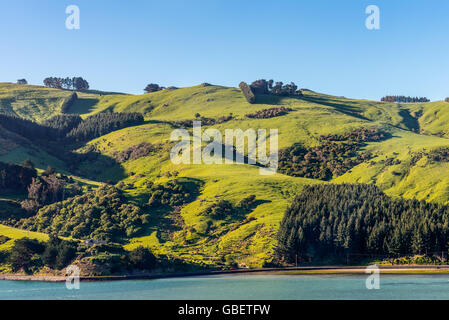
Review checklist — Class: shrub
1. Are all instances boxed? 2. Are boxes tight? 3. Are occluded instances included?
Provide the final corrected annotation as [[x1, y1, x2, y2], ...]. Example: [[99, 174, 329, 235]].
[[20, 186, 146, 242], [174, 115, 232, 128], [202, 200, 234, 219], [116, 143, 158, 163], [41, 235, 78, 270], [8, 238, 45, 273], [148, 180, 196, 208], [278, 128, 387, 180], [0, 235, 9, 245], [128, 246, 157, 270], [238, 195, 256, 210], [246, 107, 292, 119]]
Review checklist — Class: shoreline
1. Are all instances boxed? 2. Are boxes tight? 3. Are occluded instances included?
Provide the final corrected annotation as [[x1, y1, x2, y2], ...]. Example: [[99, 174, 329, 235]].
[[1, 265, 449, 282]]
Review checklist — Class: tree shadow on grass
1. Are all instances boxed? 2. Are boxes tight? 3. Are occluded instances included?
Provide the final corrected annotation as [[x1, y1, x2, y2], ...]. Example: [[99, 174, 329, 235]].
[[301, 96, 371, 121], [228, 199, 272, 222], [398, 108, 420, 133], [247, 93, 371, 125], [68, 98, 100, 115], [54, 148, 127, 184], [254, 94, 284, 105]]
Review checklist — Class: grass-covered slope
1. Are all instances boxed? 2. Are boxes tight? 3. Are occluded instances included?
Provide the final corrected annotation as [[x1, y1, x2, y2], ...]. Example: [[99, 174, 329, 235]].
[[0, 83, 75, 122], [0, 83, 123, 122], [3, 83, 449, 268]]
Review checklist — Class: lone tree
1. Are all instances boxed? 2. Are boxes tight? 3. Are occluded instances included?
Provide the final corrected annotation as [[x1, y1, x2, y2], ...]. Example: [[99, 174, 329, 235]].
[[144, 83, 164, 93], [17, 79, 28, 85]]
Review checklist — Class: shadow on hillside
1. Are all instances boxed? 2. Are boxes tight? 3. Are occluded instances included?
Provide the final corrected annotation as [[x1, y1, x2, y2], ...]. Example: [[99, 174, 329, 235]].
[[228, 199, 272, 223], [254, 94, 284, 105], [81, 89, 127, 96], [66, 149, 127, 184], [301, 96, 370, 121], [185, 138, 268, 169], [249, 94, 371, 124], [68, 98, 100, 114], [398, 108, 420, 133], [59, 88, 127, 96]]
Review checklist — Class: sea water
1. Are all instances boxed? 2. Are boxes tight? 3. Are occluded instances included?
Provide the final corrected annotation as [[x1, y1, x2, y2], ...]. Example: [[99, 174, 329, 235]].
[[1, 274, 449, 300]]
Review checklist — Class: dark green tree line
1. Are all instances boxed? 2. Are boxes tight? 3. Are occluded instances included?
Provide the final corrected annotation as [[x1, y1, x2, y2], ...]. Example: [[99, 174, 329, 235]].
[[277, 184, 449, 264]]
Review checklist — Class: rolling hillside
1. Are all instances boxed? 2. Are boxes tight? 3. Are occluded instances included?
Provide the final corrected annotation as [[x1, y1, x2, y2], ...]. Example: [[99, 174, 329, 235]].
[[2, 82, 449, 268]]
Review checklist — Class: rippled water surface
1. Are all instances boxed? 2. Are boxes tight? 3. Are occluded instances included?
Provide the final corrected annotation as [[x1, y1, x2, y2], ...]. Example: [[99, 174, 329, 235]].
[[1, 274, 449, 300]]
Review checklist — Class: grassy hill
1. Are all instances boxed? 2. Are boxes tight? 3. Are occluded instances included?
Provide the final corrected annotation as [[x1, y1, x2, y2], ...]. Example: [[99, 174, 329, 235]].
[[2, 83, 449, 268], [0, 83, 125, 122]]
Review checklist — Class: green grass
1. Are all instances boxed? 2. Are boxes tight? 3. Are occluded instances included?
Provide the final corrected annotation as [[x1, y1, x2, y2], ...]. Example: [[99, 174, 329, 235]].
[[124, 164, 319, 266], [0, 83, 75, 122], [4, 83, 449, 266], [0, 224, 48, 251], [333, 127, 449, 204]]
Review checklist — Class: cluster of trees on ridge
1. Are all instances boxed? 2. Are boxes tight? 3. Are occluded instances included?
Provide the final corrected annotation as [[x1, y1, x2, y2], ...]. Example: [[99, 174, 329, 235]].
[[43, 77, 89, 91], [239, 79, 302, 104], [144, 83, 165, 93], [250, 79, 302, 96], [277, 184, 449, 264], [143, 83, 182, 93], [381, 96, 430, 103], [278, 128, 387, 180]]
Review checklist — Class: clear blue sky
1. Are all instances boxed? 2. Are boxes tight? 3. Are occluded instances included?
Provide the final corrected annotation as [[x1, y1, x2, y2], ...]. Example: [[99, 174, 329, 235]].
[[1, 0, 449, 100]]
